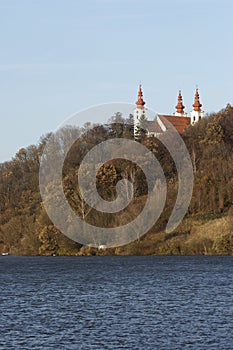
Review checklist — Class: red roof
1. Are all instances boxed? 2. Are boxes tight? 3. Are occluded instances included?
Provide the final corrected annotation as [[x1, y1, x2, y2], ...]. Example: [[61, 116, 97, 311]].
[[158, 115, 191, 133]]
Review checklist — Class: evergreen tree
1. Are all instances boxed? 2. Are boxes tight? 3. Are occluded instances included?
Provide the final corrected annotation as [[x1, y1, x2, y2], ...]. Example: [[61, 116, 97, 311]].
[[135, 114, 148, 141]]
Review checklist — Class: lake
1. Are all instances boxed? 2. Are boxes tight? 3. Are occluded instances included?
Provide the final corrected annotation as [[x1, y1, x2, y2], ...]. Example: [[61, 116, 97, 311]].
[[0, 256, 232, 349]]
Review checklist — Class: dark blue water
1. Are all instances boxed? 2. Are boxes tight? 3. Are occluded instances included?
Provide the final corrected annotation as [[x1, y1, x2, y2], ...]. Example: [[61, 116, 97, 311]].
[[0, 256, 232, 350]]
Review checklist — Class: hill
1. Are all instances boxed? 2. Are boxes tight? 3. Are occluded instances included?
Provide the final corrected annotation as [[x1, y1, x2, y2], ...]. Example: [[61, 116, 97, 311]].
[[0, 105, 233, 255]]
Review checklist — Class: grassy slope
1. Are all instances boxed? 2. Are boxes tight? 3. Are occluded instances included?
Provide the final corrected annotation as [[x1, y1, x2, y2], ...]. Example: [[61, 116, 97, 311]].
[[82, 212, 233, 256]]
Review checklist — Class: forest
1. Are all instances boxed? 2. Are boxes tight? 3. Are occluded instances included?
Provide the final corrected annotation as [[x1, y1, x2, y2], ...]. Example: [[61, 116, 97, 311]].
[[0, 104, 233, 255]]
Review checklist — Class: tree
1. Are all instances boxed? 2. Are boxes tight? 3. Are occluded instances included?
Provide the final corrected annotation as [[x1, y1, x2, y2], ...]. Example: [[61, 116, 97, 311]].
[[134, 114, 148, 141], [124, 113, 134, 139]]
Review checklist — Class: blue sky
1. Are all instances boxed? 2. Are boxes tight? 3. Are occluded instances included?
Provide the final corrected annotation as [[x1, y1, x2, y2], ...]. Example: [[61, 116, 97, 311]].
[[0, 0, 232, 162]]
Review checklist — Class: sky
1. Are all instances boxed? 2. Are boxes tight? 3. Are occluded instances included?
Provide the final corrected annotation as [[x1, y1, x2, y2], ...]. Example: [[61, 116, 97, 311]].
[[0, 0, 232, 163]]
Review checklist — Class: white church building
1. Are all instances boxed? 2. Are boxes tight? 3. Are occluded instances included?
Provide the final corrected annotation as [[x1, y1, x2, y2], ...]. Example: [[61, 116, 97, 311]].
[[133, 85, 204, 137]]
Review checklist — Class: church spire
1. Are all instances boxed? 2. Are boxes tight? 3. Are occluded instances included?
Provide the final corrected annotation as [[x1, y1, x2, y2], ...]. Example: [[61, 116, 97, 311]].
[[190, 87, 204, 124], [134, 84, 147, 138], [175, 90, 186, 117], [192, 88, 202, 112], [175, 90, 185, 114], [135, 84, 146, 109]]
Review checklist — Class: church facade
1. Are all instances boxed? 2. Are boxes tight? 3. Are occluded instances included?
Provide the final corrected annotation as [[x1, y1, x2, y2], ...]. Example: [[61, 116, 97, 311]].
[[133, 85, 204, 137]]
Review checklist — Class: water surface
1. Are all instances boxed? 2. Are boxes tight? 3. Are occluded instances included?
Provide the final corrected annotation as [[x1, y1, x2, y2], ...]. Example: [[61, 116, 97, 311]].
[[0, 256, 232, 349]]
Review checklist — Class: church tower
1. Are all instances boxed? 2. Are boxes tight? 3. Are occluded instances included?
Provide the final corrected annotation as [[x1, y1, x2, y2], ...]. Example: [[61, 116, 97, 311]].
[[190, 88, 204, 124], [134, 85, 147, 137], [175, 90, 187, 117]]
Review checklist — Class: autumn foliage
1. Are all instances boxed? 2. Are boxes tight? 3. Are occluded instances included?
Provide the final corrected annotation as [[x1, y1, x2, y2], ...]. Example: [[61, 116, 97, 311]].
[[0, 105, 233, 255]]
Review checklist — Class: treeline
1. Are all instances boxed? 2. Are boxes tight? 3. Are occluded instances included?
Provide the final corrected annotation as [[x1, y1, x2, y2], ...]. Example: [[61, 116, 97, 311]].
[[0, 106, 233, 255]]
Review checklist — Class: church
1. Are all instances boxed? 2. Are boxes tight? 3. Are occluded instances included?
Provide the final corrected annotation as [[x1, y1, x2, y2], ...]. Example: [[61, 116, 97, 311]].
[[133, 85, 204, 137]]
